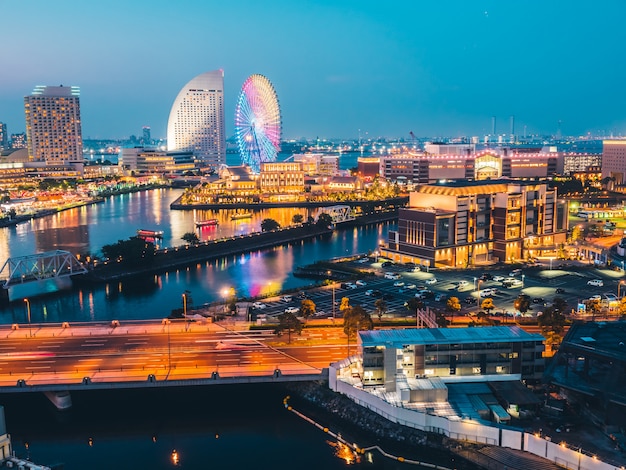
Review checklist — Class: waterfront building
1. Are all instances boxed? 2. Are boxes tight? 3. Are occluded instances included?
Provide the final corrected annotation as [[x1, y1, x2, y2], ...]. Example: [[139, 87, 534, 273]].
[[24, 85, 83, 167], [601, 139, 626, 186], [378, 148, 563, 184], [358, 326, 545, 389], [167, 70, 225, 169], [259, 162, 304, 195], [217, 165, 257, 195], [120, 147, 196, 175], [0, 123, 7, 150], [9, 133, 26, 149], [356, 156, 380, 181], [292, 153, 339, 176], [326, 176, 361, 193], [381, 180, 568, 267], [0, 148, 82, 188]]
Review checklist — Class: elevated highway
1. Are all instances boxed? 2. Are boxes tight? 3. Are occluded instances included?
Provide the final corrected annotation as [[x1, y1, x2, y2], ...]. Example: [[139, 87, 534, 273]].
[[0, 320, 340, 403]]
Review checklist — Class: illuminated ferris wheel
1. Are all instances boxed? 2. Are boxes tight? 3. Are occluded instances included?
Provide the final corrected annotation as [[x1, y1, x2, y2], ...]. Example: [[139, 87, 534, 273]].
[[235, 74, 281, 173]]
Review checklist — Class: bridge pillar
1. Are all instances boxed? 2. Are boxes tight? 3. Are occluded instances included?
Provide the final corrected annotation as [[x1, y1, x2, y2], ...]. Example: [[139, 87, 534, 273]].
[[43, 391, 72, 411], [274, 369, 282, 378], [211, 371, 219, 379], [0, 289, 7, 305]]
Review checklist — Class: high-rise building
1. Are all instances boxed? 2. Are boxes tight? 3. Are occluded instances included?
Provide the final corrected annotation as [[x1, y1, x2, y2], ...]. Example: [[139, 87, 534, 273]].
[[167, 70, 225, 169], [601, 139, 626, 185], [24, 85, 83, 165], [142, 126, 151, 146], [10, 133, 26, 149], [0, 123, 7, 150]]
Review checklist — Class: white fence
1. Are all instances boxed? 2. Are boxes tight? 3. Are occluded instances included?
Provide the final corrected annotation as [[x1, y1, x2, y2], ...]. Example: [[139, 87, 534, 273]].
[[330, 365, 622, 470]]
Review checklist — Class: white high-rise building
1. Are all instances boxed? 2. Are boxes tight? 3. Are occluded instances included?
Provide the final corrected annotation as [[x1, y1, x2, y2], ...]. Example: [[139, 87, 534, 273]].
[[167, 70, 225, 168], [24, 85, 83, 165]]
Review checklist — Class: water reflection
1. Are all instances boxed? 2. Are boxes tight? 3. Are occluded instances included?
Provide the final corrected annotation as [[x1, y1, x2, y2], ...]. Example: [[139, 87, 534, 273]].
[[0, 189, 393, 324]]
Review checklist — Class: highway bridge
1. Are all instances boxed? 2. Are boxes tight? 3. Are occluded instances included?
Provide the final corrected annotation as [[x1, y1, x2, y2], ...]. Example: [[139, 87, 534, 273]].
[[0, 320, 342, 408]]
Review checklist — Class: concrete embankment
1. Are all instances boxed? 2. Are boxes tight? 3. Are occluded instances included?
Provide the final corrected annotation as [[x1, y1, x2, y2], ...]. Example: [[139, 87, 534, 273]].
[[77, 224, 334, 283], [169, 196, 408, 210]]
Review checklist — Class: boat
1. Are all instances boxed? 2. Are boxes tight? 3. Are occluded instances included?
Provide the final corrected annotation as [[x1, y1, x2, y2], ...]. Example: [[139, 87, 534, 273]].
[[195, 218, 219, 227], [231, 212, 252, 220], [136, 229, 164, 239]]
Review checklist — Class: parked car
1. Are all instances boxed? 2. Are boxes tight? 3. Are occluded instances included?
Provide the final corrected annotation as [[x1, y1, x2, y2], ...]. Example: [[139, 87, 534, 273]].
[[381, 261, 393, 267], [425, 278, 438, 285], [464, 296, 478, 304], [555, 288, 566, 294], [434, 293, 447, 302], [589, 295, 602, 301], [281, 295, 293, 302], [480, 288, 497, 298], [284, 306, 299, 314], [509, 269, 522, 277], [393, 281, 405, 287], [406, 284, 417, 290], [587, 279, 604, 287], [252, 302, 267, 309], [492, 275, 505, 282], [355, 280, 367, 286], [365, 289, 374, 296], [480, 273, 493, 281], [532, 297, 545, 304]]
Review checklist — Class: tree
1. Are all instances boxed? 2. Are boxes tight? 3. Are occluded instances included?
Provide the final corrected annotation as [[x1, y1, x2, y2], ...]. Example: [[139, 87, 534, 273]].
[[537, 307, 567, 335], [343, 305, 373, 338], [374, 298, 387, 322], [101, 237, 155, 265], [446, 296, 461, 316], [261, 218, 281, 232], [513, 296, 531, 314], [181, 232, 199, 245], [316, 213, 333, 228], [480, 298, 495, 315], [339, 297, 351, 316], [292, 214, 304, 225], [405, 297, 424, 315], [300, 299, 316, 319], [274, 311, 303, 343]]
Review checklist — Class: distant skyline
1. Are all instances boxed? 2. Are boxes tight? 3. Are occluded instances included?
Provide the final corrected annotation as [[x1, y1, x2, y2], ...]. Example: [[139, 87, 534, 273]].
[[1, 0, 626, 141]]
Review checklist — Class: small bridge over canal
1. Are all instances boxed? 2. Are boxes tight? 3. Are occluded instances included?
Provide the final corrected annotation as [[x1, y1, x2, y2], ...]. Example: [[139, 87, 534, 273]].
[[0, 250, 87, 289]]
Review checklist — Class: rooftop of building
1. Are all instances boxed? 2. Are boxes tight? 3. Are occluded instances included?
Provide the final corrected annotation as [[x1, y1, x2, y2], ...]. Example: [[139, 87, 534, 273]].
[[359, 326, 544, 349]]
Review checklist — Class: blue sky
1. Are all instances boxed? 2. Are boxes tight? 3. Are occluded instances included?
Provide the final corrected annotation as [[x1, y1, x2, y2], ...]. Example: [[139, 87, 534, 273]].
[[1, 0, 625, 140]]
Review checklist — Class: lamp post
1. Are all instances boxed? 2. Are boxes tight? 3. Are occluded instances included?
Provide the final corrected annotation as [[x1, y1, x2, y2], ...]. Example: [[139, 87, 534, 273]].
[[182, 293, 188, 322], [618, 280, 626, 299], [23, 298, 31, 338], [522, 274, 525, 290]]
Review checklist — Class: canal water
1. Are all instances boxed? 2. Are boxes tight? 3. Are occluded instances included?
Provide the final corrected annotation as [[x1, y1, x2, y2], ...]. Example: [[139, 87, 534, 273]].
[[0, 188, 393, 324]]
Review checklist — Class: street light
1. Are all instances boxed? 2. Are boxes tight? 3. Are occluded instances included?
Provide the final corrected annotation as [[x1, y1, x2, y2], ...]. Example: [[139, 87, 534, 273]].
[[618, 280, 626, 299], [182, 293, 188, 322], [522, 274, 525, 290], [23, 298, 31, 338], [327, 271, 336, 319]]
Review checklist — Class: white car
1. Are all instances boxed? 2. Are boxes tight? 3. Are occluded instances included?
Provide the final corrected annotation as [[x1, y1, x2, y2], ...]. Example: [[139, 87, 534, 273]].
[[589, 295, 602, 301], [365, 289, 374, 296], [281, 295, 293, 302], [509, 269, 522, 277], [425, 278, 438, 285], [284, 306, 299, 314], [252, 302, 266, 309], [406, 284, 417, 290], [492, 275, 505, 282], [393, 281, 405, 287], [587, 279, 604, 287], [480, 288, 497, 298], [355, 280, 367, 286]]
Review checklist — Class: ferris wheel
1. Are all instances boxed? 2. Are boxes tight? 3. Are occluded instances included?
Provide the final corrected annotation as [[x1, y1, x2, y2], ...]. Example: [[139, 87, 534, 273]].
[[235, 74, 281, 173]]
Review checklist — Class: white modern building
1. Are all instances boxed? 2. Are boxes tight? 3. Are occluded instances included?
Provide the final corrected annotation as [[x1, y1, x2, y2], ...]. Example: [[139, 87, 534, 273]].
[[167, 70, 225, 169], [24, 85, 83, 166]]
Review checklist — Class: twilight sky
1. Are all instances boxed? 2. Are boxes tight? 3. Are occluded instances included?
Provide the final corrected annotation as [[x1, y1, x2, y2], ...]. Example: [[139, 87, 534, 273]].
[[1, 0, 625, 141]]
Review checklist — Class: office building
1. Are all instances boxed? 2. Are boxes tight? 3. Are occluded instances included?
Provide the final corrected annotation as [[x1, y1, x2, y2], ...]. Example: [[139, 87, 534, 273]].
[[601, 139, 626, 185], [24, 85, 83, 165], [120, 147, 196, 175], [0, 123, 7, 150], [358, 326, 545, 390], [381, 180, 568, 268], [167, 70, 225, 169], [10, 133, 26, 149], [259, 162, 304, 194], [142, 126, 151, 146]]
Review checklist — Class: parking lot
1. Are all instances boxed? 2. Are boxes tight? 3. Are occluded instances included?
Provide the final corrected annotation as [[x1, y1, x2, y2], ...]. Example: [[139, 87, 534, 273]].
[[248, 257, 626, 323]]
